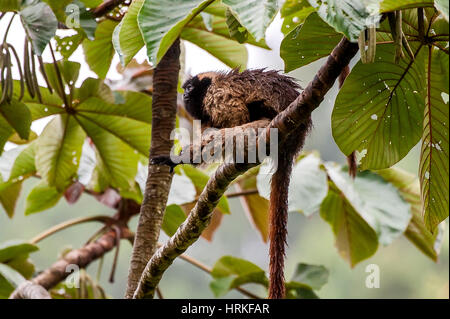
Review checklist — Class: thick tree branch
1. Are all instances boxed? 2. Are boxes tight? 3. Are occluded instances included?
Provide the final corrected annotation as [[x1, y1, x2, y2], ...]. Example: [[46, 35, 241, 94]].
[[125, 39, 181, 298], [9, 282, 51, 299], [133, 37, 359, 298]]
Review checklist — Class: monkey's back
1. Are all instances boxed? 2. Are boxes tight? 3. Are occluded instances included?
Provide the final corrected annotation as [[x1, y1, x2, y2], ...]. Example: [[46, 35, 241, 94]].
[[201, 69, 301, 128]]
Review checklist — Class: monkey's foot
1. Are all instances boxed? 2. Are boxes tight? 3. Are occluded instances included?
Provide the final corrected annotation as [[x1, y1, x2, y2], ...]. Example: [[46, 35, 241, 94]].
[[150, 155, 178, 173]]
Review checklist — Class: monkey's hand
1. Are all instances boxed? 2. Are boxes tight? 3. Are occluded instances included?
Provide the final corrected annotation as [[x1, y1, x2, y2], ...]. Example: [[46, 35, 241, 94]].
[[150, 155, 178, 173]]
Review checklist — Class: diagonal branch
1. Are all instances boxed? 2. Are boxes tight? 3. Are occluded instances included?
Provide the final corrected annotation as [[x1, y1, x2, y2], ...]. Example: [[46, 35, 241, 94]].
[[133, 37, 359, 298]]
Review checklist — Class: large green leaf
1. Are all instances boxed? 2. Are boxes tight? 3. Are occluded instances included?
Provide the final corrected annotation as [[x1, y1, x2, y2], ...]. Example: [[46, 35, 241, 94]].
[[380, 0, 434, 12], [307, 0, 381, 42], [43, 60, 81, 101], [326, 164, 411, 246], [0, 240, 38, 263], [280, 0, 315, 35], [419, 48, 449, 231], [112, 0, 145, 66], [25, 181, 62, 215], [0, 144, 36, 217], [280, 12, 341, 72], [181, 15, 248, 69], [320, 188, 378, 267], [376, 168, 444, 261], [210, 256, 267, 297], [82, 20, 118, 78], [0, 0, 20, 11], [20, 2, 58, 55], [75, 95, 151, 155], [222, 0, 279, 41], [332, 44, 426, 169], [257, 154, 329, 216], [0, 99, 32, 141], [137, 0, 215, 64], [36, 115, 86, 191]]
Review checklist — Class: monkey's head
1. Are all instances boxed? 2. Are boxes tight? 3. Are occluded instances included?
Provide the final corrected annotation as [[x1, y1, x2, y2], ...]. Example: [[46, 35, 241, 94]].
[[182, 73, 214, 120]]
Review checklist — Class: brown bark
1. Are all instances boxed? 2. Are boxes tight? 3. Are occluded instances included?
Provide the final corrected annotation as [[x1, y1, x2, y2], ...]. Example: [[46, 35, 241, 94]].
[[133, 37, 359, 298], [9, 282, 51, 299], [125, 39, 181, 298], [93, 0, 126, 17]]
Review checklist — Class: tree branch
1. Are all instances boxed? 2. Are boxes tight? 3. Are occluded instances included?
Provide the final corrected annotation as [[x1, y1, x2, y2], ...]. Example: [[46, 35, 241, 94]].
[[9, 281, 51, 299], [125, 39, 181, 298], [133, 37, 359, 299], [92, 0, 126, 18]]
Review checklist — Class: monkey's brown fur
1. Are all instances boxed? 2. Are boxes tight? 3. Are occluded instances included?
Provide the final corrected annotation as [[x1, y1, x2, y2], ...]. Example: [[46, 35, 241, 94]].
[[154, 68, 311, 299]]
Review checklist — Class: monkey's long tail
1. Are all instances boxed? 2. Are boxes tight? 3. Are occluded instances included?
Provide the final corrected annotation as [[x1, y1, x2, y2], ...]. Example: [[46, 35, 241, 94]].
[[268, 151, 294, 299]]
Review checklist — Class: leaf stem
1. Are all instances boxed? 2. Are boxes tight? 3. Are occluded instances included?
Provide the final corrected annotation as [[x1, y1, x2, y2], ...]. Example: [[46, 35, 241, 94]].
[[2, 13, 15, 44]]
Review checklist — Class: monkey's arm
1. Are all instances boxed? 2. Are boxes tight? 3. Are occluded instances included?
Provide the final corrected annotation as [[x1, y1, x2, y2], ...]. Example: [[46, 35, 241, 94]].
[[151, 118, 271, 170]]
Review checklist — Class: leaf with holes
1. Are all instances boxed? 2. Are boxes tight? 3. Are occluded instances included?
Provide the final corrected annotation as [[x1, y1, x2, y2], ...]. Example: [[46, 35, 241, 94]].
[[419, 48, 449, 232], [332, 44, 426, 170]]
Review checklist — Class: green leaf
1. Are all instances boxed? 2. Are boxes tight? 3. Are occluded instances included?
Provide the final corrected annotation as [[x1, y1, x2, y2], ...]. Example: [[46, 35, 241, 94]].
[[112, 0, 145, 66], [332, 44, 426, 169], [326, 164, 411, 246], [0, 144, 36, 217], [74, 77, 115, 104], [20, 2, 58, 55], [307, 0, 381, 42], [419, 48, 449, 231], [43, 60, 81, 99], [0, 0, 20, 11], [376, 168, 443, 261], [162, 204, 187, 236], [181, 16, 248, 69], [320, 188, 378, 267], [75, 95, 151, 155], [222, 0, 279, 41], [281, 12, 341, 72], [82, 20, 118, 79], [69, 0, 98, 40], [210, 256, 267, 297], [257, 154, 328, 215], [182, 165, 230, 214], [138, 0, 215, 64], [25, 181, 62, 215], [289, 263, 329, 290], [55, 33, 85, 59], [0, 240, 38, 263], [0, 264, 26, 289], [280, 0, 315, 35], [0, 118, 14, 156], [0, 99, 32, 140], [35, 115, 86, 191], [435, 0, 449, 21], [380, 0, 434, 12]]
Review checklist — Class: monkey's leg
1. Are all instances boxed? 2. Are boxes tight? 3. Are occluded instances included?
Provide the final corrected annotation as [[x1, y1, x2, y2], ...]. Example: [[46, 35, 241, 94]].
[[151, 118, 271, 169]]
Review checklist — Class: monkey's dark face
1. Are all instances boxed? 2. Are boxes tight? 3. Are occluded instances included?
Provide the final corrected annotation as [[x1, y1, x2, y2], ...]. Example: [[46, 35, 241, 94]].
[[182, 75, 212, 120]]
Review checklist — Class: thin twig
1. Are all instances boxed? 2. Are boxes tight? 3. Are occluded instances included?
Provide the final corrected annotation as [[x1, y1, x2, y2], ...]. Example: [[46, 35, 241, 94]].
[[49, 43, 70, 108], [30, 216, 115, 244]]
